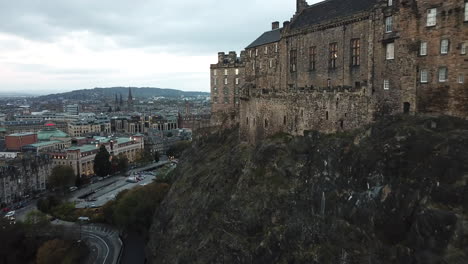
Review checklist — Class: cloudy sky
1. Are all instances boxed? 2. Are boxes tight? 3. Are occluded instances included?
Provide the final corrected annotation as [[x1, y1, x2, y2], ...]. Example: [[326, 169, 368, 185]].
[[0, 0, 304, 95]]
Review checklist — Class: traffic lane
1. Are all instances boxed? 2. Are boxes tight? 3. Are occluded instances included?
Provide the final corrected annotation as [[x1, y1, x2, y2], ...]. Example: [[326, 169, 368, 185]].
[[81, 175, 156, 208], [82, 230, 115, 264]]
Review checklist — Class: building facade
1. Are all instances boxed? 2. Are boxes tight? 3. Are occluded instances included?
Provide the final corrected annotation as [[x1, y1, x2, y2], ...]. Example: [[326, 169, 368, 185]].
[[210, 51, 246, 126], [68, 120, 111, 137], [51, 136, 144, 177], [5, 132, 38, 151], [0, 155, 52, 206], [224, 0, 468, 143]]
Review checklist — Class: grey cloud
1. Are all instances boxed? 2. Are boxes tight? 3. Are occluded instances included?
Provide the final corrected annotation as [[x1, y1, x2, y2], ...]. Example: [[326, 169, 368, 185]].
[[0, 0, 297, 54]]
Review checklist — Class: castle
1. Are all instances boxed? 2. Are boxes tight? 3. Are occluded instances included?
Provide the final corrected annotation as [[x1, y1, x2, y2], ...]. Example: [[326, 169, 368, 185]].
[[211, 0, 468, 143]]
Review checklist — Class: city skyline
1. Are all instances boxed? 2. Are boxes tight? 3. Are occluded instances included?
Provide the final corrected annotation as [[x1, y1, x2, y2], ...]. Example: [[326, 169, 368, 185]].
[[0, 0, 298, 94]]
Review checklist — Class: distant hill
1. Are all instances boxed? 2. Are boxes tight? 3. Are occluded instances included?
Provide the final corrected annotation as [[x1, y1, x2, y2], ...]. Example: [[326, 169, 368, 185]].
[[36, 87, 210, 100]]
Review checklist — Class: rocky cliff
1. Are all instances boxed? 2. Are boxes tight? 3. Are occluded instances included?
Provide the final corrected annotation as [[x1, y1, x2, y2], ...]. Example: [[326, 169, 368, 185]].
[[147, 115, 468, 264]]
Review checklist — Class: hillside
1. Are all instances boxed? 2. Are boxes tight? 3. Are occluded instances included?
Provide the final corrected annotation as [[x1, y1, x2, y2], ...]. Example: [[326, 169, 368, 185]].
[[36, 87, 209, 101], [147, 115, 468, 264]]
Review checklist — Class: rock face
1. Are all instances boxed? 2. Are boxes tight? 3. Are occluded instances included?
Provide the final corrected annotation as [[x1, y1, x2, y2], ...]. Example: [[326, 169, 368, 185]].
[[147, 116, 468, 264]]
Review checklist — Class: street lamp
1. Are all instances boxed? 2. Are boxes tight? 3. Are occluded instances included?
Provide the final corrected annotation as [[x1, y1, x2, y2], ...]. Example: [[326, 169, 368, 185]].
[[77, 216, 90, 242]]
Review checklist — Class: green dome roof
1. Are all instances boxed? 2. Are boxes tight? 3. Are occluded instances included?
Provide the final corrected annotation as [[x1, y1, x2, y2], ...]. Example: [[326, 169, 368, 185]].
[[38, 127, 68, 141]]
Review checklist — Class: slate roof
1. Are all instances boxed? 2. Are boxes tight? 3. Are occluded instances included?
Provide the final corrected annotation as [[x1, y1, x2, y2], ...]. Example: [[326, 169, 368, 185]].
[[246, 29, 281, 49], [290, 0, 378, 30]]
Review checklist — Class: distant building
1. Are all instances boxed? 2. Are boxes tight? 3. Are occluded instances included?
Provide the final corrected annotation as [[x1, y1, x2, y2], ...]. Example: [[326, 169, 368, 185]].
[[64, 104, 79, 115], [0, 155, 52, 205], [210, 51, 246, 126], [51, 135, 144, 177], [5, 132, 38, 151], [0, 120, 68, 135], [68, 120, 111, 137]]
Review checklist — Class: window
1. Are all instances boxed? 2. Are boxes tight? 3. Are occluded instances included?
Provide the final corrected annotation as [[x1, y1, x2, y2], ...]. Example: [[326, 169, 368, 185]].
[[438, 67, 448, 82], [214, 69, 217, 76], [249, 50, 252, 57], [235, 69, 239, 75], [383, 79, 390, 90], [458, 74, 465, 84], [264, 46, 268, 54], [420, 69, 428, 83], [235, 97, 239, 104], [213, 87, 218, 94], [440, 39, 449, 54], [420, 41, 427, 56], [235, 78, 239, 85], [224, 78, 228, 85], [351, 39, 360, 66], [213, 96, 218, 103], [275, 43, 278, 53], [386, 42, 395, 60], [309, 46, 316, 70], [235, 87, 239, 95], [214, 78, 217, 85], [385, 16, 393, 32], [465, 2, 468, 21], [252, 61, 255, 70], [329, 43, 338, 69], [224, 69, 228, 75], [269, 59, 274, 68], [388, 0, 393, 6], [461, 43, 467, 55], [255, 49, 258, 56], [223, 87, 229, 95], [290, 50, 297, 72], [427, 8, 437, 26], [224, 97, 229, 104]]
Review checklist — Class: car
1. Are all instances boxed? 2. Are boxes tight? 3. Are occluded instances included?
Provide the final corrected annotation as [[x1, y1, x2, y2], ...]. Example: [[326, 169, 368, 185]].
[[69, 186, 78, 192], [2, 207, 10, 213], [97, 177, 104, 181], [5, 211, 15, 218], [90, 203, 98, 208]]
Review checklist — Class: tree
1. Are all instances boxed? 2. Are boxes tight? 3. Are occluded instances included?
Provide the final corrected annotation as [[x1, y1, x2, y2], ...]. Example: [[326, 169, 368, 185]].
[[94, 145, 112, 177], [112, 153, 128, 174], [154, 151, 160, 163], [136, 150, 153, 164], [166, 141, 191, 158], [24, 210, 49, 227], [36, 239, 87, 264], [48, 165, 76, 191]]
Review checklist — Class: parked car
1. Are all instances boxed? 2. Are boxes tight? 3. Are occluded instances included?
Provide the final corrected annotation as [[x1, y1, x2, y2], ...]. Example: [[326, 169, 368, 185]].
[[5, 211, 15, 218], [69, 186, 78, 192]]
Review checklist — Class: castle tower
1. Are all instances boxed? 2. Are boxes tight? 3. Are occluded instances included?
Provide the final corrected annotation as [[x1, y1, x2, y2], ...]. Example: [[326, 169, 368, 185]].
[[296, 0, 308, 14]]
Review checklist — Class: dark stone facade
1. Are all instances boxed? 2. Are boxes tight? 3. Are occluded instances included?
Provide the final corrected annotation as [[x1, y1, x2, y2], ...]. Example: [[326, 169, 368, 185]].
[[212, 0, 468, 143], [210, 51, 246, 127]]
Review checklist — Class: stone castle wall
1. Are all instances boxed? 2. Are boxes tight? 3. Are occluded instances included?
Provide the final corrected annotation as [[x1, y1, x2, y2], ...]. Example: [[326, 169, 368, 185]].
[[214, 0, 468, 143]]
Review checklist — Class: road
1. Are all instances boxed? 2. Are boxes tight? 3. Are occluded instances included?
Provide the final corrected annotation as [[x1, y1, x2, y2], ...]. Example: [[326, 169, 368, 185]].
[[10, 161, 170, 264], [81, 225, 121, 264]]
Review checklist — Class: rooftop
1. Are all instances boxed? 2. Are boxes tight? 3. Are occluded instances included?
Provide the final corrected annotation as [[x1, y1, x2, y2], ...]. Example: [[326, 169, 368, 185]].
[[246, 29, 281, 49], [8, 132, 36, 137], [290, 0, 378, 30], [25, 140, 62, 148], [68, 145, 99, 153]]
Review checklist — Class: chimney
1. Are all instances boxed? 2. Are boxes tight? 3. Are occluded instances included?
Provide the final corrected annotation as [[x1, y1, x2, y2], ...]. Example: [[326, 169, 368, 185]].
[[283, 21, 290, 28], [272, 21, 280, 30], [297, 0, 308, 13], [218, 52, 225, 63], [228, 51, 237, 63]]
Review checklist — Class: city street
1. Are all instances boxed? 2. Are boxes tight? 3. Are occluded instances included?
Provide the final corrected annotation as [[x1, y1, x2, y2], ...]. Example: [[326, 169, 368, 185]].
[[14, 161, 169, 221]]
